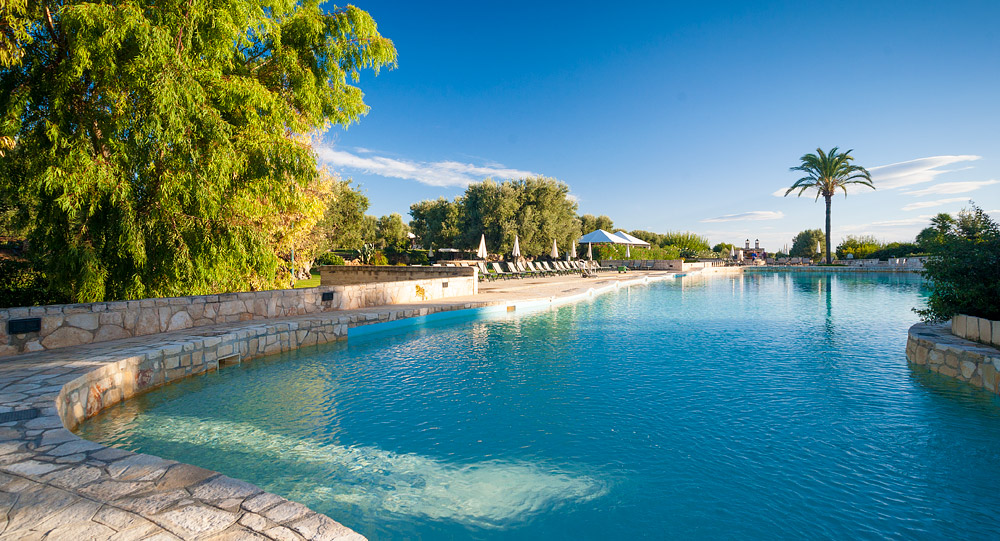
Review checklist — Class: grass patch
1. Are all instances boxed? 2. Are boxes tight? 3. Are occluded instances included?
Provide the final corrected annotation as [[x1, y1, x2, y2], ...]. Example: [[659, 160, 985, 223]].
[[293, 273, 320, 289]]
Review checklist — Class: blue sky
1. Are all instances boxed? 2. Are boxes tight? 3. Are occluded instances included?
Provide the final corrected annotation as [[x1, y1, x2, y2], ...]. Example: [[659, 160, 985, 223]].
[[318, 0, 1000, 250]]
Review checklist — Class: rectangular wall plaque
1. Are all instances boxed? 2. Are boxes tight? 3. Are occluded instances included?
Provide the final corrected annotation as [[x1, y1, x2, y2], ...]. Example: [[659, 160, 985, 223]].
[[8, 318, 41, 335], [321, 292, 334, 302]]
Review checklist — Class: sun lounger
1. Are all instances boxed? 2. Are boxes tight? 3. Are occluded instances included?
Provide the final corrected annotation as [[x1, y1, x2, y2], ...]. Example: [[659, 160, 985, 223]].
[[477, 261, 497, 281], [491, 262, 516, 279], [508, 261, 531, 278]]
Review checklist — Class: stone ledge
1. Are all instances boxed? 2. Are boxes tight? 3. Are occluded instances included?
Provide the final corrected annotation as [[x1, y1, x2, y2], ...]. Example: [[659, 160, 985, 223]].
[[906, 322, 1000, 394]]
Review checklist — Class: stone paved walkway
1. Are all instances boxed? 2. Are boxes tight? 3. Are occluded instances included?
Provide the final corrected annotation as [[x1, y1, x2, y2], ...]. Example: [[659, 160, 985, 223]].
[[0, 270, 686, 540]]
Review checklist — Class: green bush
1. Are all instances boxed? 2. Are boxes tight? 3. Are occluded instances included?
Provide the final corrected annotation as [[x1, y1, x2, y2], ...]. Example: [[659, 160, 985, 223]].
[[315, 252, 345, 266], [917, 205, 1000, 321], [836, 235, 884, 259], [371, 252, 389, 266], [865, 242, 922, 260], [0, 259, 69, 308], [407, 250, 429, 265], [593, 244, 681, 260]]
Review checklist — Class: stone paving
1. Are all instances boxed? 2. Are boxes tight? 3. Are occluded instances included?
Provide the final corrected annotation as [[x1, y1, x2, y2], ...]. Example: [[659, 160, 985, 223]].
[[0, 270, 690, 540]]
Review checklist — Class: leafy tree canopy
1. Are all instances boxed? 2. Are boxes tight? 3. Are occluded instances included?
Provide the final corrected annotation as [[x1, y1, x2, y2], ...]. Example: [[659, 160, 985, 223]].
[[409, 197, 462, 250], [0, 1, 396, 302], [835, 235, 884, 260], [410, 177, 580, 257], [790, 229, 825, 258], [579, 214, 613, 234], [918, 204, 1000, 321], [375, 212, 410, 252], [311, 174, 371, 252]]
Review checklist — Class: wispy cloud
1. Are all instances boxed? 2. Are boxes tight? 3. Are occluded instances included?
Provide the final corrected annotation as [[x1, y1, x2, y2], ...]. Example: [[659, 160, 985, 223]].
[[868, 155, 981, 189], [315, 145, 538, 187], [772, 154, 982, 197], [903, 179, 999, 196], [701, 211, 784, 223], [901, 197, 969, 211]]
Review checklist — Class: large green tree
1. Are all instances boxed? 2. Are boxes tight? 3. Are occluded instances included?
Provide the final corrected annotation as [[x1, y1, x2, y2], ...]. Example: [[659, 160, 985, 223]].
[[790, 229, 825, 259], [375, 212, 410, 252], [312, 175, 371, 251], [918, 205, 1000, 321], [409, 197, 462, 249], [786, 147, 874, 264], [579, 214, 613, 234], [410, 177, 580, 257], [0, 1, 395, 301]]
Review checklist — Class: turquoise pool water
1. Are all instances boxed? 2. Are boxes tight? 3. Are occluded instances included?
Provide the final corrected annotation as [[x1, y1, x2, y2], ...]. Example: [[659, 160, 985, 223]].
[[79, 273, 1000, 539]]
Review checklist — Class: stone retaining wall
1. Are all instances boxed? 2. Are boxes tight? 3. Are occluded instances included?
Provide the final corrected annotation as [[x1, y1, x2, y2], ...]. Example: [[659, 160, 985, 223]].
[[316, 264, 475, 285], [950, 314, 1000, 349], [56, 304, 473, 431], [1, 274, 476, 358], [906, 322, 1000, 394]]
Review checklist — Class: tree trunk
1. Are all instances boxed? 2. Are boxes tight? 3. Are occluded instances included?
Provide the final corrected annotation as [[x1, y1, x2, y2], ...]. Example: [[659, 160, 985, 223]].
[[825, 194, 832, 264]]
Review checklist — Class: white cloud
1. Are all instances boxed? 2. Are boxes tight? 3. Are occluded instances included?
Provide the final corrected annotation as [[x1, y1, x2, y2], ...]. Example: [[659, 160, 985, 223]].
[[902, 179, 999, 196], [701, 211, 785, 223], [772, 154, 982, 197], [868, 155, 981, 189], [900, 197, 969, 211], [315, 145, 538, 188]]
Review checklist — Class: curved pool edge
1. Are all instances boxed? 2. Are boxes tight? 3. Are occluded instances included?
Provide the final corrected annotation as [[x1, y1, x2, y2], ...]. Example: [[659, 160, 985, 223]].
[[0, 269, 719, 539]]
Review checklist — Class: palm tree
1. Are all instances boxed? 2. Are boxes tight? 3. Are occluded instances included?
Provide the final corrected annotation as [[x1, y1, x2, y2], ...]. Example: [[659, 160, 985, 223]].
[[786, 147, 874, 264]]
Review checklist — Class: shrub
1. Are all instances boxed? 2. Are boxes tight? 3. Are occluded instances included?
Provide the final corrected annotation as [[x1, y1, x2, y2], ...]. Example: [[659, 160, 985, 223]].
[[917, 205, 1000, 321], [315, 252, 345, 266], [0, 259, 69, 308], [593, 244, 681, 260], [836, 235, 885, 259], [371, 252, 389, 266], [866, 242, 922, 260]]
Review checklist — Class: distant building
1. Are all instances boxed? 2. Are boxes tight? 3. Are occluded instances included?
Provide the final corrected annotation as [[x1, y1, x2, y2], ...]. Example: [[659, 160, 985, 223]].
[[739, 238, 767, 262]]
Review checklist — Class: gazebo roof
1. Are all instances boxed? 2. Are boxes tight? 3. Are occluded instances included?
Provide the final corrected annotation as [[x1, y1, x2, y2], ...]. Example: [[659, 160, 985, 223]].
[[613, 231, 651, 247], [578, 229, 630, 244]]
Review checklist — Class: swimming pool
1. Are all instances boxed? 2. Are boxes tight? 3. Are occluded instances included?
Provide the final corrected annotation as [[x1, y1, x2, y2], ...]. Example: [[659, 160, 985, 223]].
[[78, 272, 1000, 539]]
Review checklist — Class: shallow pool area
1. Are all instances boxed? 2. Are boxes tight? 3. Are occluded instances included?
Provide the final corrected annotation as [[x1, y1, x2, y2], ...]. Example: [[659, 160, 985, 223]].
[[78, 272, 1000, 539]]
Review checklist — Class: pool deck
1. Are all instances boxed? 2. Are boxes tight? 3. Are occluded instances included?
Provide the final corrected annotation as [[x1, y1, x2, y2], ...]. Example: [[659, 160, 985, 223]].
[[0, 268, 720, 540]]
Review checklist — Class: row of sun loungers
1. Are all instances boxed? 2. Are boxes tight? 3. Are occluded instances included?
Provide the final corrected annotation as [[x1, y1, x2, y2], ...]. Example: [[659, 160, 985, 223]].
[[475, 260, 611, 281]]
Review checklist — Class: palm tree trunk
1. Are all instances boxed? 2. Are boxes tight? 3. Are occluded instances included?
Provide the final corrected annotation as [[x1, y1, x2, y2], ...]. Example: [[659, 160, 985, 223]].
[[824, 194, 832, 264]]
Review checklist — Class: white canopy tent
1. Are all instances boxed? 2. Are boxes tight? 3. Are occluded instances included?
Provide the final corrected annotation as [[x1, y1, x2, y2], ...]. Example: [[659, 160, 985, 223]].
[[613, 231, 651, 248], [578, 229, 629, 261]]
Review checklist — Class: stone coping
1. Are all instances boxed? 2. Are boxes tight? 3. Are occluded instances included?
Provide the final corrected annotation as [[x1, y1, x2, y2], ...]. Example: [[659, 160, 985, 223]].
[[906, 322, 1000, 394], [746, 266, 922, 273], [950, 314, 1000, 349], [0, 269, 713, 540]]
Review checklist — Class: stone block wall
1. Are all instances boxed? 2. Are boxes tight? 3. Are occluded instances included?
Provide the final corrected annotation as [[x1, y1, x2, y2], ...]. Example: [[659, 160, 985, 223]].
[[316, 264, 475, 285], [950, 314, 1000, 349], [1, 273, 476, 358], [907, 322, 1000, 395]]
